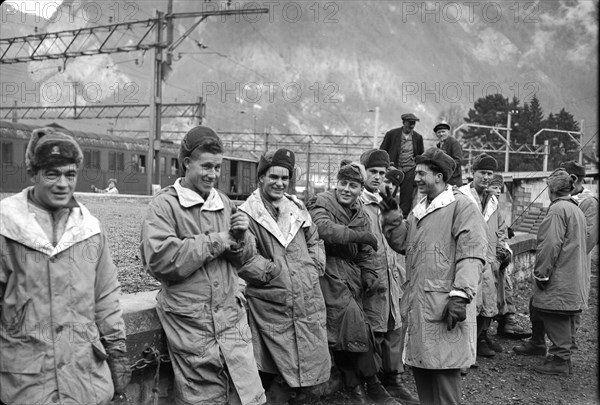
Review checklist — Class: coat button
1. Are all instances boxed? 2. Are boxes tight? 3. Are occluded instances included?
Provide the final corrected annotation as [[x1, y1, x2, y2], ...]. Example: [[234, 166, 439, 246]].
[[213, 281, 220, 288], [56, 325, 63, 333]]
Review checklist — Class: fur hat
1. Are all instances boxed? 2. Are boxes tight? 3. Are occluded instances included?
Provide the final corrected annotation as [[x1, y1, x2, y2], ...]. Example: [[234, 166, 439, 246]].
[[489, 174, 504, 188], [560, 160, 585, 179], [340, 159, 352, 168], [257, 148, 295, 178], [337, 161, 367, 185], [472, 153, 498, 172], [546, 168, 575, 195], [179, 126, 223, 176], [415, 147, 456, 182], [360, 149, 390, 169], [385, 168, 405, 187], [25, 127, 83, 173]]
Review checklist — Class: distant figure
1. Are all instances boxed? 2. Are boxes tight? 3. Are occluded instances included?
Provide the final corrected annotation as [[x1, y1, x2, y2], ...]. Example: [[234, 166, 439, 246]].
[[435, 121, 463, 187], [379, 113, 425, 217], [92, 178, 119, 194]]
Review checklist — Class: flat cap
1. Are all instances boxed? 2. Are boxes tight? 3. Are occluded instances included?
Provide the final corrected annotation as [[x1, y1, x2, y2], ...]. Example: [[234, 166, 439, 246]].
[[489, 174, 504, 188], [415, 147, 456, 182], [560, 160, 585, 179], [433, 121, 450, 133], [401, 113, 420, 122]]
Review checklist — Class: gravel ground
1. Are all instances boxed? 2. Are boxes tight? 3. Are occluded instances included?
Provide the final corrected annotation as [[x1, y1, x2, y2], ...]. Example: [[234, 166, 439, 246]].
[[3, 193, 598, 404]]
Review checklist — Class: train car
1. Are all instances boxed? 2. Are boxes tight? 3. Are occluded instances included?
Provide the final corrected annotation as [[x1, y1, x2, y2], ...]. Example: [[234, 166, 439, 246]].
[[0, 120, 258, 199]]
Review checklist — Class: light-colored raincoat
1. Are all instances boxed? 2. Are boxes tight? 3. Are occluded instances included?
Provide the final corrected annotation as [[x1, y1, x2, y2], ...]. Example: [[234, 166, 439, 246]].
[[140, 181, 265, 405], [573, 187, 598, 254], [359, 189, 403, 332], [458, 183, 504, 318], [532, 196, 588, 312], [1, 188, 126, 405], [383, 185, 487, 369], [238, 190, 330, 388]]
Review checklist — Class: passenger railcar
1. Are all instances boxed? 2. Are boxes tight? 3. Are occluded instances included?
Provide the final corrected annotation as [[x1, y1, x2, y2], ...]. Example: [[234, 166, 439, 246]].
[[0, 120, 258, 199]]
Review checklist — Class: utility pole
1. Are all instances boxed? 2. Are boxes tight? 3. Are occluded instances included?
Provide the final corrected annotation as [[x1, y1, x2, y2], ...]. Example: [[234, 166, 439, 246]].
[[505, 110, 513, 172], [306, 142, 312, 197], [371, 106, 380, 148], [148, 9, 165, 195]]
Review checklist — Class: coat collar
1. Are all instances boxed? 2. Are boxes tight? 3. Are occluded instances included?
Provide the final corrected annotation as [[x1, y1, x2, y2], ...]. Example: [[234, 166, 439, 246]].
[[240, 189, 312, 248], [412, 185, 455, 221], [0, 187, 101, 257], [173, 178, 224, 210], [360, 189, 382, 205], [458, 183, 498, 222]]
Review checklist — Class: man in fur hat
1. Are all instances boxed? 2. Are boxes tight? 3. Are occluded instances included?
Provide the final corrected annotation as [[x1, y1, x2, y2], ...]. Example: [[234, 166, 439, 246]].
[[237, 149, 330, 404], [0, 127, 130, 404]]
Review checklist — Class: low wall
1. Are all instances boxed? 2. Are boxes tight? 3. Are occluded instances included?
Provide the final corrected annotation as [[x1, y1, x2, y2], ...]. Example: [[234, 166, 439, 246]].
[[119, 234, 539, 404]]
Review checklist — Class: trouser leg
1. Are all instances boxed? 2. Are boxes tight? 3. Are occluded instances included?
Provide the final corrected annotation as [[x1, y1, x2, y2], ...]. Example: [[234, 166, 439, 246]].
[[333, 350, 362, 388], [539, 311, 574, 361], [529, 299, 546, 346], [399, 169, 415, 217], [432, 369, 462, 405], [412, 367, 435, 405]]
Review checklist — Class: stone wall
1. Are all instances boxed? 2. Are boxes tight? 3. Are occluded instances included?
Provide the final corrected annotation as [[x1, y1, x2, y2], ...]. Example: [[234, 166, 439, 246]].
[[118, 235, 539, 404]]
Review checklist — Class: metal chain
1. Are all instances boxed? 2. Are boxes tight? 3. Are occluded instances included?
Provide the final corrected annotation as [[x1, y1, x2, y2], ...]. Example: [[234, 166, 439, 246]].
[[129, 346, 171, 371]]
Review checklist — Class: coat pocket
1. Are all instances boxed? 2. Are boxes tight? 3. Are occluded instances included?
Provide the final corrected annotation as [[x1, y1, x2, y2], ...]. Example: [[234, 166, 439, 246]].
[[422, 278, 452, 322], [0, 346, 44, 374]]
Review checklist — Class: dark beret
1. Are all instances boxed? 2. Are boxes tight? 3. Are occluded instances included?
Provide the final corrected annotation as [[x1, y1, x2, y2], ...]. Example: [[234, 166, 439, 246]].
[[415, 147, 456, 182], [385, 168, 405, 187], [401, 113, 420, 122], [472, 153, 498, 172], [360, 149, 390, 169], [258, 148, 295, 178], [560, 160, 585, 178], [179, 126, 223, 175]]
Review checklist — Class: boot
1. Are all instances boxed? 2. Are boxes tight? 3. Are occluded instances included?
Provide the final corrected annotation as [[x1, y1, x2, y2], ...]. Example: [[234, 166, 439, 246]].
[[533, 356, 570, 376], [497, 313, 532, 339], [347, 384, 368, 405], [512, 341, 546, 356], [477, 337, 496, 358], [381, 373, 419, 405], [484, 330, 503, 353], [366, 380, 401, 405], [288, 387, 320, 405]]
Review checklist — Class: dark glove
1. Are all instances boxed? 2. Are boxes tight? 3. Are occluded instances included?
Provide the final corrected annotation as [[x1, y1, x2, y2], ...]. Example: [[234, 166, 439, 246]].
[[535, 279, 549, 291], [441, 296, 468, 331], [362, 271, 379, 297], [106, 349, 131, 396], [496, 246, 512, 269], [507, 227, 515, 239], [378, 185, 399, 213], [349, 230, 378, 250]]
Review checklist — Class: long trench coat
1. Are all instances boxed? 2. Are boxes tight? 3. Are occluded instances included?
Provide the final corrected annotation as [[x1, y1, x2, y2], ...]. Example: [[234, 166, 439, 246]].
[[532, 196, 588, 312], [0, 188, 126, 405], [140, 181, 265, 405], [459, 183, 506, 318], [307, 190, 381, 352], [383, 186, 487, 369], [238, 190, 331, 388], [359, 189, 403, 332]]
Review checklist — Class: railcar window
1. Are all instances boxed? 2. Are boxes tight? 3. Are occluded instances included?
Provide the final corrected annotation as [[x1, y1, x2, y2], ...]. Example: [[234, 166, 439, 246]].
[[109, 151, 125, 171], [139, 155, 146, 174], [160, 156, 166, 175], [170, 158, 179, 175], [1, 142, 13, 164], [84, 149, 101, 169]]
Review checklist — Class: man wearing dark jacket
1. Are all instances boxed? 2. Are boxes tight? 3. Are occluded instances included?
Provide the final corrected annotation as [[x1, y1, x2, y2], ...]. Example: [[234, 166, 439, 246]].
[[435, 121, 463, 187], [379, 113, 424, 217]]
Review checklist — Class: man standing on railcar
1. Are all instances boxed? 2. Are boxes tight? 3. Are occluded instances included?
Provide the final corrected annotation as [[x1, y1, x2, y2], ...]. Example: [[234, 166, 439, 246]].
[[140, 126, 266, 405], [0, 127, 130, 405], [379, 113, 425, 217]]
